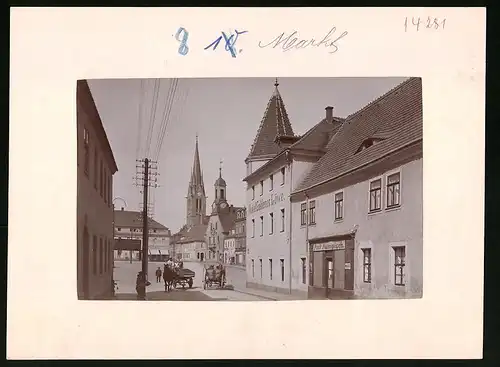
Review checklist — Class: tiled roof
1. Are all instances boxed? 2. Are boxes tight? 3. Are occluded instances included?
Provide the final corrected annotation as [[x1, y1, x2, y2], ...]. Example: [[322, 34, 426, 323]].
[[290, 117, 344, 153], [114, 210, 169, 230], [174, 224, 207, 244], [294, 77, 422, 193], [247, 82, 295, 161], [243, 117, 343, 182]]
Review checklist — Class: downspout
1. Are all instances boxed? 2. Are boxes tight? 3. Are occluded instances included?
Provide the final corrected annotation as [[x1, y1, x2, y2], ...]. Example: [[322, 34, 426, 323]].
[[288, 156, 293, 294], [305, 191, 310, 292]]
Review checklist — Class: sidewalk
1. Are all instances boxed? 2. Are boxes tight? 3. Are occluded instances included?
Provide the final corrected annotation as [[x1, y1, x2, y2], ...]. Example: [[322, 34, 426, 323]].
[[232, 286, 306, 301]]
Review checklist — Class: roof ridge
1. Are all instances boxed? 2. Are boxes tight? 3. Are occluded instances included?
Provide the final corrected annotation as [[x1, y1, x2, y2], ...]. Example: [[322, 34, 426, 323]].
[[345, 77, 415, 122]]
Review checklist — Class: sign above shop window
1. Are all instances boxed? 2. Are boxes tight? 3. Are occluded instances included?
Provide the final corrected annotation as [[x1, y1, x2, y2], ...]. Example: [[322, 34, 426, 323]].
[[312, 241, 345, 252]]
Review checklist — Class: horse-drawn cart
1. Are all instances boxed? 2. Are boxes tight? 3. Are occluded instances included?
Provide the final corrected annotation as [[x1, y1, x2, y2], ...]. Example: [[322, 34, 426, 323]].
[[173, 268, 195, 289], [203, 262, 226, 289]]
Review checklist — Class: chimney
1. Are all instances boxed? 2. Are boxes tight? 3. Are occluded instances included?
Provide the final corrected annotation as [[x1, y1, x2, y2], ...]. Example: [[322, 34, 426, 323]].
[[325, 106, 334, 123]]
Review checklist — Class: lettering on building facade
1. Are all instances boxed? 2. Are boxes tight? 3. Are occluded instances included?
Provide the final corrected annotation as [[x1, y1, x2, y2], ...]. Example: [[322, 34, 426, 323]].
[[312, 241, 346, 252], [248, 192, 286, 214]]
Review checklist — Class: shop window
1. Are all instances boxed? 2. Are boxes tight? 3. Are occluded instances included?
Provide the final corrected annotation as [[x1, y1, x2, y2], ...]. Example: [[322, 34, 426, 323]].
[[280, 259, 285, 282], [387, 172, 401, 208], [260, 216, 264, 236], [100, 160, 104, 197], [309, 200, 316, 225], [393, 246, 406, 286], [269, 259, 273, 280], [83, 127, 90, 176], [362, 248, 372, 283], [334, 191, 344, 220], [281, 167, 285, 185], [269, 174, 274, 191], [269, 212, 274, 234], [369, 178, 382, 212], [99, 237, 103, 274], [301, 257, 306, 284], [280, 209, 285, 232], [94, 148, 98, 189], [300, 203, 307, 226], [92, 235, 97, 275]]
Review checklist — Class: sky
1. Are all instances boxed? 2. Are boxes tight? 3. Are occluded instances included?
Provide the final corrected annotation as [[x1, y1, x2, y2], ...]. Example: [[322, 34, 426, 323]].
[[88, 77, 407, 233]]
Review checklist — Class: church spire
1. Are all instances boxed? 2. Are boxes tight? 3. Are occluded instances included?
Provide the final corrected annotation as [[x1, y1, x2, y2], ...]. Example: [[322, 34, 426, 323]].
[[190, 134, 204, 188]]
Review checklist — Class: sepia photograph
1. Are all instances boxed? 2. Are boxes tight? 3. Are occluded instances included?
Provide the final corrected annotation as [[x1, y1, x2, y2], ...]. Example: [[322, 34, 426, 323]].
[[77, 76, 423, 302]]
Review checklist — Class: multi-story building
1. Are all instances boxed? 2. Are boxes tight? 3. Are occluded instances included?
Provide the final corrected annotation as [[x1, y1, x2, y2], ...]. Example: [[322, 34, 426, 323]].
[[77, 79, 118, 300], [290, 77, 423, 299], [244, 79, 344, 296], [223, 208, 246, 265], [205, 165, 244, 262], [113, 208, 171, 262]]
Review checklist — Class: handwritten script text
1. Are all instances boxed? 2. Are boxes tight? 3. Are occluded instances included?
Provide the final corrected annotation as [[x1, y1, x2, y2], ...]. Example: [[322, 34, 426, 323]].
[[205, 29, 248, 58], [258, 27, 348, 54]]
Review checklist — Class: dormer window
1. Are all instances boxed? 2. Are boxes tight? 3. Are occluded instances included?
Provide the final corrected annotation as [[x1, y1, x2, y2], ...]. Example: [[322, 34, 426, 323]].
[[355, 138, 385, 154]]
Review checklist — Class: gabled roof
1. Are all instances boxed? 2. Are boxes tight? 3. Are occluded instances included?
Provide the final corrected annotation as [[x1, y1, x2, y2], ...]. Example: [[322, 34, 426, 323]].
[[294, 77, 422, 193], [114, 210, 169, 231], [174, 223, 207, 244], [243, 116, 343, 182], [246, 79, 295, 161], [290, 116, 344, 153]]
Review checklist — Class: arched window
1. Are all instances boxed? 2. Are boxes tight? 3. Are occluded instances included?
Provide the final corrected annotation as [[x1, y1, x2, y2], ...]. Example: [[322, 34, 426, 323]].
[[221, 189, 225, 199]]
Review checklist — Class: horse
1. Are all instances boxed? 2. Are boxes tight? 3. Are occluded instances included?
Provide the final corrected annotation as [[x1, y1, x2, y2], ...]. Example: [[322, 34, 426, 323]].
[[163, 264, 175, 292]]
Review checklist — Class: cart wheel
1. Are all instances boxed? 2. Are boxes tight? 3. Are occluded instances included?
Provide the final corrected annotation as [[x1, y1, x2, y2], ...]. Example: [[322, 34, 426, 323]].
[[173, 281, 178, 289], [182, 283, 186, 289]]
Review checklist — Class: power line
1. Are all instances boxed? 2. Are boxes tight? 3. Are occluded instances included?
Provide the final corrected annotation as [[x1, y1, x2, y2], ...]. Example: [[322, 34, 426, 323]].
[[152, 79, 176, 160], [135, 79, 145, 159], [153, 78, 178, 161], [157, 86, 189, 162], [145, 79, 160, 159]]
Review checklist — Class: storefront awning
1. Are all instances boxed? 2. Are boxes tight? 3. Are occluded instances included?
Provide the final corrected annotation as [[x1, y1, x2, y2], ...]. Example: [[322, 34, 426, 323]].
[[149, 248, 162, 255]]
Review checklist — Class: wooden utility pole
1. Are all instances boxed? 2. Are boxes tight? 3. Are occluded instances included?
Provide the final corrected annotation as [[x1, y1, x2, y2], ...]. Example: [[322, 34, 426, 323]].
[[134, 158, 159, 281], [141, 158, 149, 278]]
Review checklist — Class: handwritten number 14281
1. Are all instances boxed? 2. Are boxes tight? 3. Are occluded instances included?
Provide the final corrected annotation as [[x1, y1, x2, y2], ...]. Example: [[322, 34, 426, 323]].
[[404, 17, 446, 32]]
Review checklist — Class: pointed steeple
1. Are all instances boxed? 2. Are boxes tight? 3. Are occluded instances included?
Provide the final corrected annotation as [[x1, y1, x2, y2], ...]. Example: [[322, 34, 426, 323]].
[[190, 134, 204, 190], [246, 78, 295, 161]]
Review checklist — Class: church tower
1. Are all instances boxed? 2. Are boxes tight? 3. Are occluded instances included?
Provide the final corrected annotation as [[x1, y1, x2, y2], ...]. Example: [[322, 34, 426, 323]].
[[186, 135, 207, 227], [211, 160, 229, 214]]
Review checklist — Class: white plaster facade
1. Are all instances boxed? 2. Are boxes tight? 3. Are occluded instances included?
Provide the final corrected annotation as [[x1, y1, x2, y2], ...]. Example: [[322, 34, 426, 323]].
[[245, 157, 315, 295], [291, 158, 423, 298], [223, 237, 236, 264]]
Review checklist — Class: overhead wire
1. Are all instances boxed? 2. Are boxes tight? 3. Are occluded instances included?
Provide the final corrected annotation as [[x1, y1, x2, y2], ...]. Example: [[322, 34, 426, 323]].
[[153, 78, 176, 160], [135, 79, 145, 160], [153, 78, 180, 161], [145, 78, 160, 159]]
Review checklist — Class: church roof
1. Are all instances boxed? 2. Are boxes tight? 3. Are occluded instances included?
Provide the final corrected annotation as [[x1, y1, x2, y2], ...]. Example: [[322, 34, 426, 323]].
[[293, 77, 422, 193], [246, 79, 295, 161]]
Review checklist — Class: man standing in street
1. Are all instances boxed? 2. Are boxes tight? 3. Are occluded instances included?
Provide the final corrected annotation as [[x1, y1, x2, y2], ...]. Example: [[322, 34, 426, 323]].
[[155, 267, 162, 283]]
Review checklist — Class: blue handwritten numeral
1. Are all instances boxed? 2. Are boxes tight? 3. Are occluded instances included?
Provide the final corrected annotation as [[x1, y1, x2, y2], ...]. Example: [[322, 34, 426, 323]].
[[204, 30, 248, 58], [175, 27, 189, 56]]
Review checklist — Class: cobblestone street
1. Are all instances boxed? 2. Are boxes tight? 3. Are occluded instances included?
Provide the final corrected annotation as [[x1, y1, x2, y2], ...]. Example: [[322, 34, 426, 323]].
[[113, 260, 269, 301]]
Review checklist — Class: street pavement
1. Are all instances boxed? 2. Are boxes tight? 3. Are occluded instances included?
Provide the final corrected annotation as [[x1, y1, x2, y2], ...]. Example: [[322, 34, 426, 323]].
[[113, 260, 266, 301]]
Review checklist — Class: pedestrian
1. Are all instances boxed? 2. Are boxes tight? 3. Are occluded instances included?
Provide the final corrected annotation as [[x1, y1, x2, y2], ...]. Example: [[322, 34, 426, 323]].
[[155, 267, 162, 283], [136, 271, 146, 300]]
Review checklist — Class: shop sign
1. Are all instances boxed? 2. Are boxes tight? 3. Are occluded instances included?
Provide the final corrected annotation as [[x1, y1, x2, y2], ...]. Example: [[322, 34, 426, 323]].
[[344, 262, 351, 270], [312, 241, 345, 252], [248, 192, 286, 214]]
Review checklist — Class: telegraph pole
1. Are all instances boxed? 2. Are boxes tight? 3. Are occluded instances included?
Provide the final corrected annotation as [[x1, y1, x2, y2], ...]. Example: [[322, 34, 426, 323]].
[[134, 158, 159, 281]]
